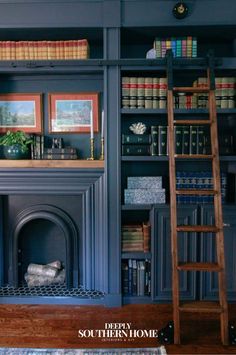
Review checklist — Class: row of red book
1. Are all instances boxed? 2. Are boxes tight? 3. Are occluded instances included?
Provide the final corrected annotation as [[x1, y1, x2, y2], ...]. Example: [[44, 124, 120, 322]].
[[0, 39, 89, 60]]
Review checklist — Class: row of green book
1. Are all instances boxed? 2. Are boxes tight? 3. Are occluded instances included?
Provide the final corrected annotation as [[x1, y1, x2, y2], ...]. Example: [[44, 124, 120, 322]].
[[122, 125, 209, 156], [122, 259, 151, 296], [122, 222, 151, 252]]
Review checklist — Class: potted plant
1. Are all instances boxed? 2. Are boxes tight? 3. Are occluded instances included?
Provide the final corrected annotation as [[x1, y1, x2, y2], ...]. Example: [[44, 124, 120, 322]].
[[0, 130, 33, 159]]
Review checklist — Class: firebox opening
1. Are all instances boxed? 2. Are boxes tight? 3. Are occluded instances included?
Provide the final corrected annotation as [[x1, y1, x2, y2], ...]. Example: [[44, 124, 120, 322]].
[[18, 218, 66, 287]]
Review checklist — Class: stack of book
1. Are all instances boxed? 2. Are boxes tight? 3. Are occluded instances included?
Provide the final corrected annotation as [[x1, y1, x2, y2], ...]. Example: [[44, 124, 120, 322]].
[[122, 76, 167, 109], [31, 134, 44, 159], [0, 39, 89, 60], [122, 259, 151, 296], [122, 222, 151, 252], [124, 176, 166, 204], [122, 133, 151, 156], [153, 36, 197, 58], [176, 171, 227, 204], [42, 147, 78, 160]]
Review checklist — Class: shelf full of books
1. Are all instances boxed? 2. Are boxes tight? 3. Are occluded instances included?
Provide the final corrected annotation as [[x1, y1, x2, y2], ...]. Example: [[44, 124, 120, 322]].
[[122, 258, 151, 297], [122, 76, 236, 110], [0, 39, 89, 60]]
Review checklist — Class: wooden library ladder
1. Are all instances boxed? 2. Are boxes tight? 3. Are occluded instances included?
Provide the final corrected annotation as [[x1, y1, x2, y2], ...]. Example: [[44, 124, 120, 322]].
[[166, 50, 229, 345]]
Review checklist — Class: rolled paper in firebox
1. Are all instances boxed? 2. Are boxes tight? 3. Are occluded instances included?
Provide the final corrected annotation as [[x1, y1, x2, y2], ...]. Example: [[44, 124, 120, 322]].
[[47, 260, 62, 270], [27, 263, 58, 278], [25, 269, 65, 288]]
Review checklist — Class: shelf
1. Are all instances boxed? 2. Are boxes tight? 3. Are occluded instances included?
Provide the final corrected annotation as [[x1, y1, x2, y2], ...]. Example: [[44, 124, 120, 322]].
[[122, 252, 151, 259], [0, 59, 104, 74], [122, 156, 168, 161], [122, 155, 236, 162], [0, 160, 104, 169], [122, 204, 152, 210], [120, 57, 236, 70], [121, 108, 236, 115]]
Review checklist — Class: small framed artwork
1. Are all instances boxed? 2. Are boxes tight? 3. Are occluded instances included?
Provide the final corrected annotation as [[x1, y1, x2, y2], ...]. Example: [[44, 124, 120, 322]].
[[0, 93, 42, 133], [48, 92, 99, 134]]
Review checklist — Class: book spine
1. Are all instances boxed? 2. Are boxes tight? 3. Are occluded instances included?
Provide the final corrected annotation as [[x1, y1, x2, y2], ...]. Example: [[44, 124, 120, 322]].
[[122, 134, 151, 144], [190, 125, 198, 155], [159, 78, 167, 109], [158, 126, 168, 156], [142, 221, 151, 252], [44, 147, 77, 154], [152, 77, 159, 109], [130, 77, 137, 109], [175, 126, 183, 154], [197, 126, 207, 154], [42, 154, 77, 160], [122, 145, 150, 156], [122, 77, 130, 109], [150, 125, 158, 156], [144, 77, 153, 109], [137, 77, 145, 109], [182, 126, 190, 154]]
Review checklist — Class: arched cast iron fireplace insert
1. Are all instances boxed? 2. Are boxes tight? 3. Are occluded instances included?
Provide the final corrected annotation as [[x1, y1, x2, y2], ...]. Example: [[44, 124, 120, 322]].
[[9, 204, 78, 289]]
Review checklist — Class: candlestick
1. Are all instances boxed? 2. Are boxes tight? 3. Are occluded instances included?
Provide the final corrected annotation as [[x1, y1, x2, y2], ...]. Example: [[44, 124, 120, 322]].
[[90, 109, 94, 139], [101, 110, 104, 138], [99, 137, 104, 160], [87, 137, 95, 160]]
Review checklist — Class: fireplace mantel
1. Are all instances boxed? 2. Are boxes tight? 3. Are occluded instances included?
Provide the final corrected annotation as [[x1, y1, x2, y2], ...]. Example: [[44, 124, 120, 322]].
[[0, 164, 108, 305]]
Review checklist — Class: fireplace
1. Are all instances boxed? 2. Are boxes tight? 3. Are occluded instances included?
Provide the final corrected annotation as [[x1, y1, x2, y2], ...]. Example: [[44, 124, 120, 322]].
[[9, 203, 78, 289], [0, 168, 107, 304]]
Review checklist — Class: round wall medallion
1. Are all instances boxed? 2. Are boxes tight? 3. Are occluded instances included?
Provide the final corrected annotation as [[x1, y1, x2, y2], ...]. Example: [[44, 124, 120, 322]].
[[173, 2, 189, 19]]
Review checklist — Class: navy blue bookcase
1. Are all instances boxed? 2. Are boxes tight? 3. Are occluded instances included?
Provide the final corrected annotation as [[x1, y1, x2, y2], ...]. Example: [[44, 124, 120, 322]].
[[0, 0, 235, 306]]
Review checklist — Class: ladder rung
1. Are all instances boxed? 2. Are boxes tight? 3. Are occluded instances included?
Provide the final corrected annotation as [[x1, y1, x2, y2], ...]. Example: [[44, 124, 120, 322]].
[[179, 301, 223, 313], [174, 120, 211, 125], [175, 154, 213, 159], [173, 87, 210, 93], [176, 189, 217, 196], [177, 225, 219, 232], [177, 262, 222, 271]]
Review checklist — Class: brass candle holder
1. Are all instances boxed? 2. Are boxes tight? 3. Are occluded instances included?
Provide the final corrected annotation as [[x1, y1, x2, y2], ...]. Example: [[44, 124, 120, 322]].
[[87, 137, 95, 160], [99, 137, 104, 160]]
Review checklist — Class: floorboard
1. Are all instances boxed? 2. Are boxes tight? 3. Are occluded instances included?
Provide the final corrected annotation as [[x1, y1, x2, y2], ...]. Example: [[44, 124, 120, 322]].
[[0, 304, 235, 354]]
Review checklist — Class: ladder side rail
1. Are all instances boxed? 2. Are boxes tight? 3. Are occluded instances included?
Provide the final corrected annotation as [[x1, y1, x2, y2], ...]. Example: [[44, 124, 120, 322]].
[[166, 49, 180, 344], [207, 54, 229, 345]]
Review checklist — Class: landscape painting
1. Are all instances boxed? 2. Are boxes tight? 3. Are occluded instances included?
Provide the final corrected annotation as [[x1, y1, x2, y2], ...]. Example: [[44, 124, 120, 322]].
[[49, 93, 99, 133], [0, 93, 42, 133]]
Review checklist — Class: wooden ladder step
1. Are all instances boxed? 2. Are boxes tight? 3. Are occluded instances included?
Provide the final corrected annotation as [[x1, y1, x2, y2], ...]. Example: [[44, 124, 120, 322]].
[[175, 154, 213, 159], [173, 86, 210, 93], [176, 189, 217, 195], [174, 120, 211, 125], [177, 225, 219, 232], [177, 262, 222, 271], [179, 301, 223, 313]]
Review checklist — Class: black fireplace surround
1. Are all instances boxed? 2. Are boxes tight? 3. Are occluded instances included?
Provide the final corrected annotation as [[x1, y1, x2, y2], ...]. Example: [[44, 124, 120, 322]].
[[0, 167, 107, 304]]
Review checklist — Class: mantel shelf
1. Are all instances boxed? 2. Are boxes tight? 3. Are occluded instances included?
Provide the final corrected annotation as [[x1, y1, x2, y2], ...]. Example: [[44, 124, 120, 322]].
[[0, 159, 104, 169]]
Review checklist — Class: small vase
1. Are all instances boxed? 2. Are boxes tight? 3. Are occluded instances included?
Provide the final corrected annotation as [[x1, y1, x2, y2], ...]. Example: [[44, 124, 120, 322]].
[[3, 145, 29, 159]]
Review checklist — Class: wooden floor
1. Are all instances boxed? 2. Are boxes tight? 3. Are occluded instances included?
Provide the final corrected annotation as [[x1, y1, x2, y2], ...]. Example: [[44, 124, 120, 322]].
[[0, 304, 236, 354]]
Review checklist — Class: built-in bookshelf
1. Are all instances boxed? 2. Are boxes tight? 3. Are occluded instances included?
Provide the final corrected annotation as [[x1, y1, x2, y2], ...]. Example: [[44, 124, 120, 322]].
[[119, 24, 236, 303]]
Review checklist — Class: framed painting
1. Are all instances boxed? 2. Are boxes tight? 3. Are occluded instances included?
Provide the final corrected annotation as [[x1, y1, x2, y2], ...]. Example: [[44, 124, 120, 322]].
[[0, 93, 42, 133], [48, 92, 99, 133]]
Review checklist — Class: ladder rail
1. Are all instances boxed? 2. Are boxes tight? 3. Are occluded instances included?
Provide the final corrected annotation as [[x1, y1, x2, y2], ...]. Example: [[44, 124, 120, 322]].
[[166, 50, 180, 344]]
